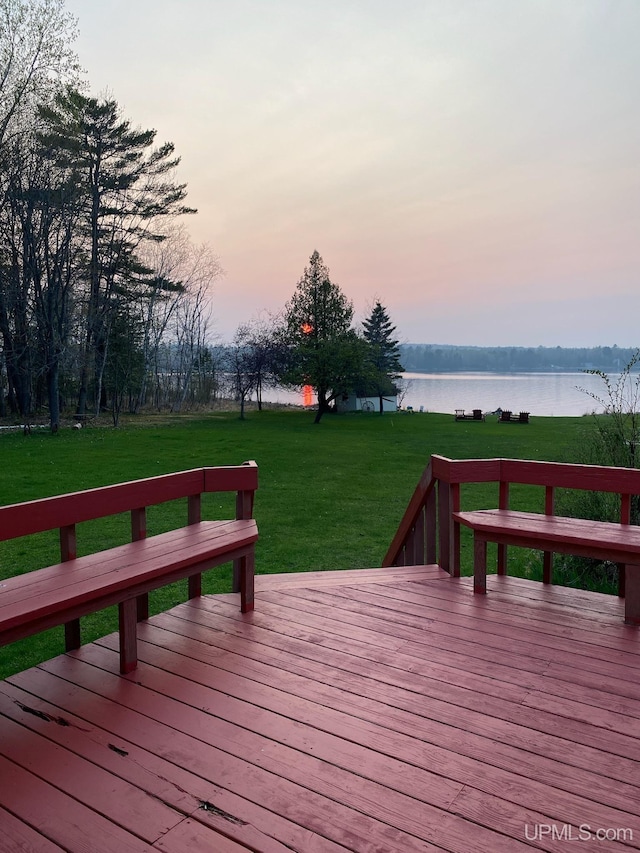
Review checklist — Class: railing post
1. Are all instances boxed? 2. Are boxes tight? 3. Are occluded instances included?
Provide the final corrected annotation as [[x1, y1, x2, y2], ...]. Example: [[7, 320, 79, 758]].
[[542, 486, 555, 584], [438, 480, 451, 574], [131, 507, 150, 620], [131, 507, 147, 541], [450, 482, 461, 576], [438, 479, 460, 575], [425, 485, 437, 565], [188, 493, 202, 525], [619, 493, 631, 598], [497, 481, 509, 574], [414, 507, 426, 565], [233, 475, 255, 593], [405, 515, 425, 566], [188, 492, 203, 599]]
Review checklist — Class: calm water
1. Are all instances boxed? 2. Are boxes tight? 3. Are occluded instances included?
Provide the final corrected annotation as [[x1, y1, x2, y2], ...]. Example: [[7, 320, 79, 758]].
[[398, 372, 606, 417], [263, 372, 609, 417]]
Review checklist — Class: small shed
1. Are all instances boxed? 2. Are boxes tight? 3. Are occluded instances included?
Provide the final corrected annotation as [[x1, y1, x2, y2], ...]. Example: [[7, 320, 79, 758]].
[[336, 394, 398, 413]]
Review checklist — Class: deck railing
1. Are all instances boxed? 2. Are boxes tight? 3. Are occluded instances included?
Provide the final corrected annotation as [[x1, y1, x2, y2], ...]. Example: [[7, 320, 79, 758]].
[[383, 454, 640, 594]]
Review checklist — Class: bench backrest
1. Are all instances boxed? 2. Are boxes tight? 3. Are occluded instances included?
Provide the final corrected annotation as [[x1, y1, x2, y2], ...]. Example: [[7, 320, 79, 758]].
[[0, 462, 258, 543], [432, 455, 640, 495]]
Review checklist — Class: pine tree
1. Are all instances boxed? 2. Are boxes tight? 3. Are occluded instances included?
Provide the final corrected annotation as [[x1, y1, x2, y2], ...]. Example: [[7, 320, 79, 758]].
[[362, 300, 404, 413]]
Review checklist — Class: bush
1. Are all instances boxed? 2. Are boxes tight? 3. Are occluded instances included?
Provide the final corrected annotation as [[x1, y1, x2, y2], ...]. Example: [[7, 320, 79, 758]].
[[555, 352, 640, 591]]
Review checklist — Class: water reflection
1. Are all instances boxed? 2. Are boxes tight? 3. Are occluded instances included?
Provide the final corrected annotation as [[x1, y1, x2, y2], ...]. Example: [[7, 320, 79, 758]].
[[302, 385, 313, 407]]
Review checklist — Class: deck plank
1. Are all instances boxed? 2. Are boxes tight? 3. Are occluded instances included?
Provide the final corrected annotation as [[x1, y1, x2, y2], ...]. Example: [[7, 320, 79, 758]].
[[2, 571, 639, 851], [254, 565, 449, 589], [0, 806, 66, 853], [153, 818, 263, 852], [0, 754, 156, 852]]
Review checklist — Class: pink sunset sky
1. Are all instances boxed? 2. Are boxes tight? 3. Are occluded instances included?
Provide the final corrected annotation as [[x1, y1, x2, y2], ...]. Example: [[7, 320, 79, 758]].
[[65, 0, 640, 347]]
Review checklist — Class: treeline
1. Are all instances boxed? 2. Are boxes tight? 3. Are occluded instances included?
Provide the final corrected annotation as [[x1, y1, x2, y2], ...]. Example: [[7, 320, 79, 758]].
[[400, 344, 638, 374], [0, 3, 404, 431], [0, 1, 221, 429]]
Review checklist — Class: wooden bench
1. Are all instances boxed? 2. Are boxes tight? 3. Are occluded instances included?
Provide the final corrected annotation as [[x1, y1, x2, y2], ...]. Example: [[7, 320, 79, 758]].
[[0, 462, 258, 673], [498, 411, 529, 423], [455, 409, 485, 421], [453, 509, 640, 625]]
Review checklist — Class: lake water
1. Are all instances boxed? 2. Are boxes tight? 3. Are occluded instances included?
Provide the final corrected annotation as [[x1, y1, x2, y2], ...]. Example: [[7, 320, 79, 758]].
[[262, 372, 610, 417]]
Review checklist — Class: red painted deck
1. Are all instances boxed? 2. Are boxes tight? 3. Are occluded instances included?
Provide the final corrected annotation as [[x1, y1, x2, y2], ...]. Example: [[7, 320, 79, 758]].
[[1, 566, 639, 852]]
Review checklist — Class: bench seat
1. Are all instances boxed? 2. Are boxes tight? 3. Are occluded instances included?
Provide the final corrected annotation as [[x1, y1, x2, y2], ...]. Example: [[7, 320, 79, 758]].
[[453, 509, 640, 625], [0, 519, 258, 672]]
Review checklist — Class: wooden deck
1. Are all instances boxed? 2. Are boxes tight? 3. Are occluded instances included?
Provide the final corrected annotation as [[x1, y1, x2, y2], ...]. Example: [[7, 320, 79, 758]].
[[1, 565, 640, 852]]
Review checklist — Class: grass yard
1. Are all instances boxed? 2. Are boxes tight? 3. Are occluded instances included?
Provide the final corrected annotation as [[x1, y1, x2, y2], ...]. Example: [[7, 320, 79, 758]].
[[0, 408, 594, 677]]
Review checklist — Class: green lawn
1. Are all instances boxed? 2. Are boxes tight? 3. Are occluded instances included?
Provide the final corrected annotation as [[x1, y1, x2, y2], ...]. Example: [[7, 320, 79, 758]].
[[0, 408, 594, 677]]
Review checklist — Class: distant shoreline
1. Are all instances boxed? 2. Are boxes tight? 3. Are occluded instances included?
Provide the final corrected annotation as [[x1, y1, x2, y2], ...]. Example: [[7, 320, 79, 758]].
[[402, 368, 640, 375], [399, 344, 637, 375]]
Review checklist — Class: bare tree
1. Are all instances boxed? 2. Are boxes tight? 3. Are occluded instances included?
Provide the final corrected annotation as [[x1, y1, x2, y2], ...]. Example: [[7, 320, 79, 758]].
[[226, 324, 261, 420], [135, 225, 221, 411], [169, 280, 215, 412], [0, 0, 79, 153], [236, 311, 286, 411], [0, 0, 79, 424]]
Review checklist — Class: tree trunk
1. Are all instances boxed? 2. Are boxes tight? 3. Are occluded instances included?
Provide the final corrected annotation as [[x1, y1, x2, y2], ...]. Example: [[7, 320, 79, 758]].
[[47, 360, 60, 433], [314, 389, 331, 424], [76, 348, 90, 417]]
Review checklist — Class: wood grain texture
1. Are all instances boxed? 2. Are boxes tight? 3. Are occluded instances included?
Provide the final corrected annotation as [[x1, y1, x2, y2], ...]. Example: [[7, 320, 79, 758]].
[[2, 570, 639, 852]]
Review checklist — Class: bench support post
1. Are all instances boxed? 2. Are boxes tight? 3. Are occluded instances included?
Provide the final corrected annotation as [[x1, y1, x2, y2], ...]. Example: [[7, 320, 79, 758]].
[[188, 574, 202, 598], [64, 620, 81, 652], [618, 564, 626, 598], [136, 595, 149, 622], [497, 481, 509, 575], [238, 550, 255, 613], [473, 534, 487, 594], [119, 598, 138, 674], [625, 566, 640, 625]]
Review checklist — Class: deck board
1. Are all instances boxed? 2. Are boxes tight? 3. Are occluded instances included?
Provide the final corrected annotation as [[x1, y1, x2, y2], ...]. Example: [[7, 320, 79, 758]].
[[1, 568, 639, 851]]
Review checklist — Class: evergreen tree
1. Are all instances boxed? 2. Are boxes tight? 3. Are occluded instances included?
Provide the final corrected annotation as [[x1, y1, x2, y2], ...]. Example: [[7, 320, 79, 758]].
[[281, 250, 366, 423], [362, 300, 404, 413]]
